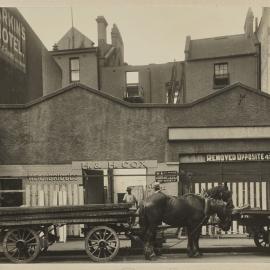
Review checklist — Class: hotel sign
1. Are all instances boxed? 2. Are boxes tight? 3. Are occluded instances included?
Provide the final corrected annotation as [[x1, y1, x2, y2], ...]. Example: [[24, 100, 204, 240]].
[[206, 152, 270, 162], [0, 8, 26, 72]]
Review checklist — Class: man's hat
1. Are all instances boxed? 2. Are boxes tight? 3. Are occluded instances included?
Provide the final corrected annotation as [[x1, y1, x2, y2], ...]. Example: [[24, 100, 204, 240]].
[[153, 182, 160, 188], [126, 186, 132, 191]]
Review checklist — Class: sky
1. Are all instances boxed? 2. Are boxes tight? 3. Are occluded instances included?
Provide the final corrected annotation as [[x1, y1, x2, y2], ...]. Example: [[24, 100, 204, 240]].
[[0, 0, 268, 65]]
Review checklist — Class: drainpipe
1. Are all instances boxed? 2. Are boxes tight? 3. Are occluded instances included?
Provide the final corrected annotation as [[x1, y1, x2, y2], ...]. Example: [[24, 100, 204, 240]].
[[257, 42, 261, 90]]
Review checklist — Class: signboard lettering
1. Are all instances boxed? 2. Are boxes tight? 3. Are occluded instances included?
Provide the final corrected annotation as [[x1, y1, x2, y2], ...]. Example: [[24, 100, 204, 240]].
[[206, 152, 270, 162], [0, 8, 26, 72], [72, 160, 157, 170], [26, 174, 80, 182], [155, 171, 178, 183]]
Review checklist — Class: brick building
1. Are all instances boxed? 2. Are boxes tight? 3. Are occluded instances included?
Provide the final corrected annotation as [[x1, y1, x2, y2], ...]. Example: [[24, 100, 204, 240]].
[[0, 8, 61, 104], [46, 9, 263, 105]]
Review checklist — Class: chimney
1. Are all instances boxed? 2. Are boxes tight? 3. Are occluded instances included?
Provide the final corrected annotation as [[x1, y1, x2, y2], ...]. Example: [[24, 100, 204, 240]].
[[244, 8, 254, 37], [184, 36, 191, 60], [96, 16, 108, 47], [111, 24, 118, 47]]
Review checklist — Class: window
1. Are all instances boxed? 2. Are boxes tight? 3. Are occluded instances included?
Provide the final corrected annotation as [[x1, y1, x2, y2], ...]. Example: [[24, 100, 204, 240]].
[[70, 58, 80, 82], [126, 71, 139, 85], [213, 63, 229, 88], [124, 71, 144, 102], [0, 178, 23, 207]]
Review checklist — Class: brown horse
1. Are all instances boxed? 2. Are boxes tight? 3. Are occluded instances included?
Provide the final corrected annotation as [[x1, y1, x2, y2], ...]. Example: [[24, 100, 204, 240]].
[[139, 191, 232, 260]]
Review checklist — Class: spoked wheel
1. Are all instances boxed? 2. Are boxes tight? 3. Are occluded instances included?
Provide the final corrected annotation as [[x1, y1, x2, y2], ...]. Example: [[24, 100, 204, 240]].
[[3, 228, 41, 263], [85, 226, 120, 262], [254, 227, 269, 248]]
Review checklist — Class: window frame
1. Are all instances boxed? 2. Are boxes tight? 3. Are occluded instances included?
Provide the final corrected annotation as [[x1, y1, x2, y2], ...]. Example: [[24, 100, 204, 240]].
[[69, 57, 80, 83], [213, 62, 230, 88]]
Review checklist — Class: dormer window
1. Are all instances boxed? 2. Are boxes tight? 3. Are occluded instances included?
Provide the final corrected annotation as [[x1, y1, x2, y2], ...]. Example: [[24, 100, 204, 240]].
[[70, 58, 80, 82], [213, 63, 229, 88]]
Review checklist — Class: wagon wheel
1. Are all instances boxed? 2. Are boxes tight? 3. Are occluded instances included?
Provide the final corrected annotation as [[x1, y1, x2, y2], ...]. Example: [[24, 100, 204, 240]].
[[254, 227, 269, 248], [3, 228, 41, 263], [85, 226, 120, 262]]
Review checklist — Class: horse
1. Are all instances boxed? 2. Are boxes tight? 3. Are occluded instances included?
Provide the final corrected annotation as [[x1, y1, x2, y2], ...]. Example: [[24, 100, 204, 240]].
[[139, 191, 232, 260]]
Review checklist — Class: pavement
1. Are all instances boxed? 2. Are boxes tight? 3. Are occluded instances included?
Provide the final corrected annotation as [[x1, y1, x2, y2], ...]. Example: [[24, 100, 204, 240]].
[[41, 236, 262, 254], [0, 234, 267, 256]]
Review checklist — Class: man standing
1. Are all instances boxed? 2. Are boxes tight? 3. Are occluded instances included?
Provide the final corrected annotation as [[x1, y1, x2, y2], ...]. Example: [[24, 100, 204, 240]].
[[123, 186, 138, 209], [153, 182, 162, 193]]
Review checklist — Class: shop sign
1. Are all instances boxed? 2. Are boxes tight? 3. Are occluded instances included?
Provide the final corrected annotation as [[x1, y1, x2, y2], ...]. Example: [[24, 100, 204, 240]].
[[0, 8, 26, 72], [72, 160, 157, 170], [26, 174, 80, 182], [155, 171, 178, 183], [206, 152, 270, 163]]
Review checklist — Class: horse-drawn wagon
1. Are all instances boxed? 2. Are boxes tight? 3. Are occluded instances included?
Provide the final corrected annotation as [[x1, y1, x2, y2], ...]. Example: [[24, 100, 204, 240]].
[[0, 203, 137, 263], [1, 184, 269, 264]]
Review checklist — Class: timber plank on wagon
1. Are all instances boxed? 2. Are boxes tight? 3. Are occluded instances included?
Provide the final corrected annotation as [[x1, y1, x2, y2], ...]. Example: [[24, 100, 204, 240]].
[[0, 203, 135, 227]]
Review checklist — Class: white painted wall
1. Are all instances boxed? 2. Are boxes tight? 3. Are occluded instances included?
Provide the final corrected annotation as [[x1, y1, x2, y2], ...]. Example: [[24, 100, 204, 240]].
[[113, 168, 146, 203]]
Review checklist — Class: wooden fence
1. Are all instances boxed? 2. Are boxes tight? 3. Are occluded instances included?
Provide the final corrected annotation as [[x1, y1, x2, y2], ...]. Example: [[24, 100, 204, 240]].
[[25, 183, 84, 241], [192, 181, 268, 235]]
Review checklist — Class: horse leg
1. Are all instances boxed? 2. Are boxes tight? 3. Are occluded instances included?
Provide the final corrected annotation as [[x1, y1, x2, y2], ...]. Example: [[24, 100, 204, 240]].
[[186, 226, 195, 257], [144, 226, 156, 260], [153, 229, 162, 256], [193, 227, 203, 257]]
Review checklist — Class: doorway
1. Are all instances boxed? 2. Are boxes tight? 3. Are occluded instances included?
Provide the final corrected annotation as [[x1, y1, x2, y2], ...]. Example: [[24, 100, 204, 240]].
[[82, 169, 105, 204]]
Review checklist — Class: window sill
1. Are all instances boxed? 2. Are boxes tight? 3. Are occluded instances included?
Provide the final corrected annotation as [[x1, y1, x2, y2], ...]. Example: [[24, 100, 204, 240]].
[[213, 84, 229, 89]]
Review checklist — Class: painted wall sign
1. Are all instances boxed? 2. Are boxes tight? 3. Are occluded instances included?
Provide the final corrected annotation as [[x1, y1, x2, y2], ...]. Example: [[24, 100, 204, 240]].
[[206, 152, 270, 162], [26, 174, 80, 182], [0, 8, 26, 72], [155, 171, 178, 183], [72, 160, 157, 170]]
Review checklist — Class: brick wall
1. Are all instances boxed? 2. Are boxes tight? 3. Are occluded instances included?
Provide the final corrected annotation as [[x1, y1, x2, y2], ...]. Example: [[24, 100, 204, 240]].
[[1, 84, 270, 165], [185, 56, 258, 103], [53, 52, 98, 89], [257, 8, 270, 94], [100, 62, 184, 103]]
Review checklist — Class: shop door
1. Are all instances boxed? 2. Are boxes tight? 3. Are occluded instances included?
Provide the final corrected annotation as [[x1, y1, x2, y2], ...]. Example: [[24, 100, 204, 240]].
[[83, 169, 104, 204]]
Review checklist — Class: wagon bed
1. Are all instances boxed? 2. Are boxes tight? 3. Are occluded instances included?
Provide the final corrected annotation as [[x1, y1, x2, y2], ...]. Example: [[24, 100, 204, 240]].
[[0, 203, 134, 227], [232, 208, 270, 249], [0, 203, 136, 263]]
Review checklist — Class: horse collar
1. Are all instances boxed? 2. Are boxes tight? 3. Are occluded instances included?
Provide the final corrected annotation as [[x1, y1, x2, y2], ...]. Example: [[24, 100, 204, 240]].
[[204, 198, 210, 216]]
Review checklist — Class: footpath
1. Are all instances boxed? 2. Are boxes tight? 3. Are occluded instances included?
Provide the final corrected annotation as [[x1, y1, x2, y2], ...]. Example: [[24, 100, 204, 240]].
[[45, 236, 260, 255]]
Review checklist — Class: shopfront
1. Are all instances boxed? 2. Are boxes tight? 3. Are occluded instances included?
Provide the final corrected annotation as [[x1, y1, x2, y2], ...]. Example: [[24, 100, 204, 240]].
[[179, 152, 270, 235]]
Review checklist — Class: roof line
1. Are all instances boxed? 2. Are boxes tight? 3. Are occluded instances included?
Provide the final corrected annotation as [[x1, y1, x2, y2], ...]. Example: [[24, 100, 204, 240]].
[[189, 33, 246, 42], [0, 82, 269, 110], [50, 47, 98, 55], [187, 52, 257, 62]]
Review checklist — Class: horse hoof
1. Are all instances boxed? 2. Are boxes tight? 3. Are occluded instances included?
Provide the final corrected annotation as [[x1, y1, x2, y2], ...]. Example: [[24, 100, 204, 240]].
[[154, 248, 162, 256], [193, 252, 202, 258], [145, 252, 156, 260]]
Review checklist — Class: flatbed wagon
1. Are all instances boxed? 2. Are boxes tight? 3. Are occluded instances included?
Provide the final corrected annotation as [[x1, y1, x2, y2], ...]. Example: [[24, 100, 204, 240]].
[[232, 208, 270, 249], [0, 203, 137, 263]]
